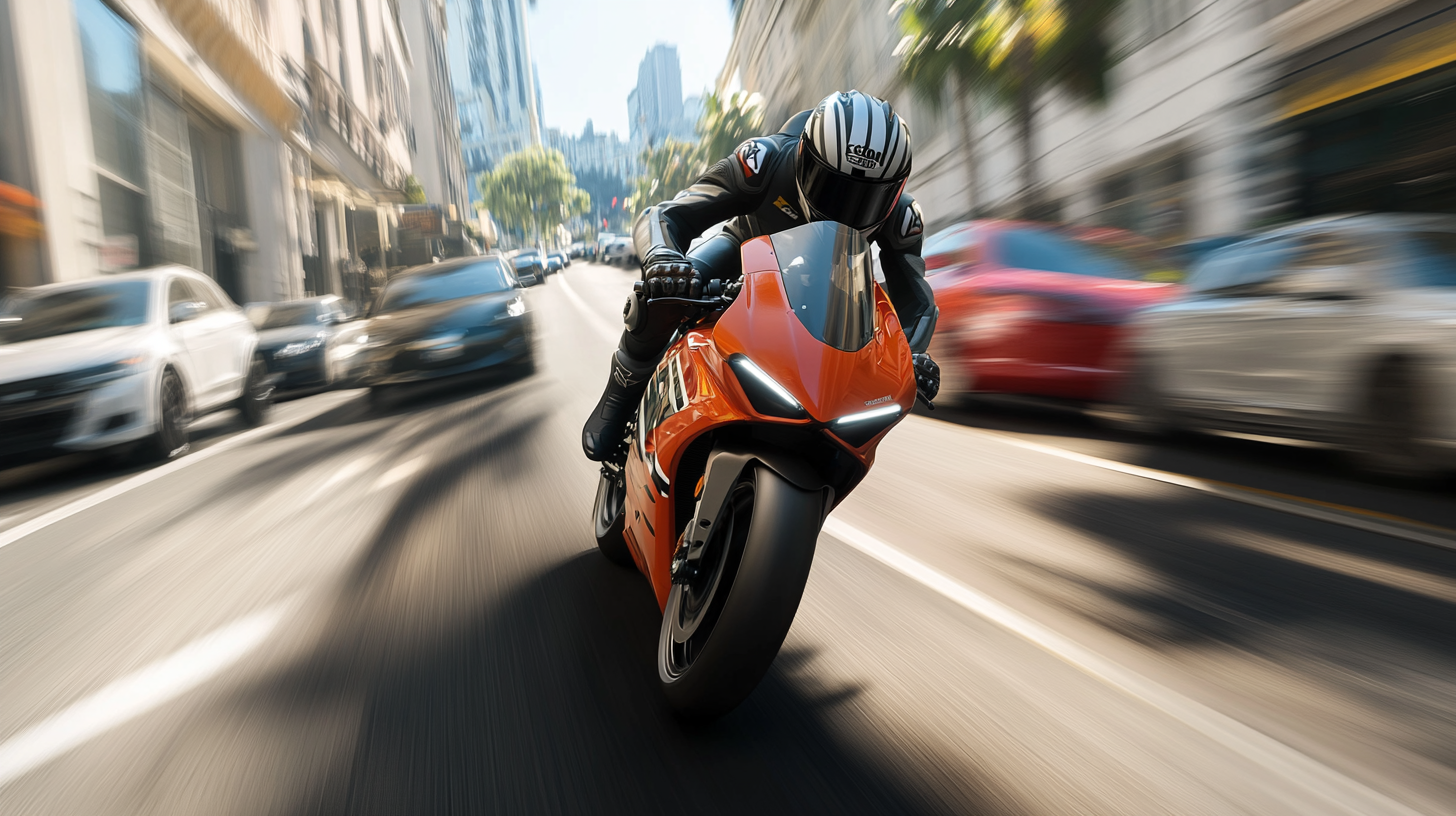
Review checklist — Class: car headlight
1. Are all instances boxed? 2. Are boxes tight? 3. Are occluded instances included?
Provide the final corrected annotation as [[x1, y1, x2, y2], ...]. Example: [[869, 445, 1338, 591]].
[[727, 354, 807, 419], [499, 296, 526, 319], [71, 355, 146, 387], [275, 337, 325, 358]]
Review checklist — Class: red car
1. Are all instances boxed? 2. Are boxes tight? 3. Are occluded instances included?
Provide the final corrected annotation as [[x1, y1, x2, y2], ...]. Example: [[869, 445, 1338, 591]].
[[922, 221, 1181, 404]]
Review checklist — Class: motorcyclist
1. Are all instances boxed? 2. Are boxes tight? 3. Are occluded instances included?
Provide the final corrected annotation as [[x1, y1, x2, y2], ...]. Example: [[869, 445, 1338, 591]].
[[583, 90, 941, 462]]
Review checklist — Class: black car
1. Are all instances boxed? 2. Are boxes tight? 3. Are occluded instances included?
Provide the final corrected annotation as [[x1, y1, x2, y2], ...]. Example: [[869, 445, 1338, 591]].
[[246, 296, 349, 393], [354, 257, 533, 401], [512, 250, 546, 285]]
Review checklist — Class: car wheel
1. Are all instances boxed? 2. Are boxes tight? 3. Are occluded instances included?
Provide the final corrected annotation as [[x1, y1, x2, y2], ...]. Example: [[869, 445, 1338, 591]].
[[1102, 354, 1174, 436], [1351, 361, 1439, 480], [139, 368, 190, 463], [236, 355, 274, 427]]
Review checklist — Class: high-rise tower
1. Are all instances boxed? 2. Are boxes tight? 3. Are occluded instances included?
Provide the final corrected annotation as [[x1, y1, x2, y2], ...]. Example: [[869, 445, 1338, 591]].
[[445, 0, 541, 199]]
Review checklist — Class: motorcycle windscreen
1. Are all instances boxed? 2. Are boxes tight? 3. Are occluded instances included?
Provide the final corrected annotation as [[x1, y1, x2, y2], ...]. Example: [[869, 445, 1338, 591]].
[[769, 221, 876, 352]]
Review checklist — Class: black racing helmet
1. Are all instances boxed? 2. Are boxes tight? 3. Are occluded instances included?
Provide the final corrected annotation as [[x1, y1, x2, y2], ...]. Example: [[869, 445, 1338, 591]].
[[797, 90, 912, 231]]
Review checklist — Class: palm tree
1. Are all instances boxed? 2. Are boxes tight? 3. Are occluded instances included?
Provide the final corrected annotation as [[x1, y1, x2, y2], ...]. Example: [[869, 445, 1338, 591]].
[[896, 0, 1121, 217], [696, 90, 765, 168]]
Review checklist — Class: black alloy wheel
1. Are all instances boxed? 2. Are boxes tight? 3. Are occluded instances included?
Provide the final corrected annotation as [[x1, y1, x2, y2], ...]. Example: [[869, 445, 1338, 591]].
[[662, 476, 755, 677], [593, 467, 634, 567], [140, 368, 190, 463], [1353, 362, 1437, 481], [237, 355, 274, 427]]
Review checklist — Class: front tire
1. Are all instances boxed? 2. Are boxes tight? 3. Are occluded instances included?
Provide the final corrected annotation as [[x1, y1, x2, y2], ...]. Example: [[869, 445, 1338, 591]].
[[658, 464, 823, 720], [139, 368, 190, 463], [593, 467, 634, 567], [1351, 361, 1439, 480], [237, 355, 273, 427]]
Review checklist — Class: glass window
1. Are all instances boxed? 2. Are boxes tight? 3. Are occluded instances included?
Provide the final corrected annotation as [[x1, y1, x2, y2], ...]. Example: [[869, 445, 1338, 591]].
[[922, 227, 980, 275], [373, 262, 516, 314], [1186, 237, 1299, 296], [1400, 231, 1456, 287], [256, 301, 321, 329], [166, 278, 193, 308], [0, 280, 151, 343], [1291, 233, 1378, 269], [994, 228, 1142, 280]]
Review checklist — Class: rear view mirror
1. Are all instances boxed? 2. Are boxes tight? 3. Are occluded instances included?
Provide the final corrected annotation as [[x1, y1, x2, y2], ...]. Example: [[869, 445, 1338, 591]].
[[169, 301, 204, 323]]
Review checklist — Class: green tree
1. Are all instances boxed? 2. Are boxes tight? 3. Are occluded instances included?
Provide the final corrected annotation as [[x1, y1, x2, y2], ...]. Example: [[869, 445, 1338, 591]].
[[402, 174, 427, 205], [476, 147, 590, 244], [696, 90, 765, 170], [897, 0, 1121, 216], [626, 138, 700, 217]]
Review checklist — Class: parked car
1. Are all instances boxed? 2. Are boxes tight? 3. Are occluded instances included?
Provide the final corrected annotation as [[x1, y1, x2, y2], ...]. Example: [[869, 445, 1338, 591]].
[[344, 257, 534, 404], [923, 220, 1182, 405], [602, 238, 635, 267], [548, 250, 570, 271], [544, 252, 564, 275], [0, 266, 271, 467], [512, 249, 547, 285], [245, 295, 349, 394], [1127, 213, 1456, 477]]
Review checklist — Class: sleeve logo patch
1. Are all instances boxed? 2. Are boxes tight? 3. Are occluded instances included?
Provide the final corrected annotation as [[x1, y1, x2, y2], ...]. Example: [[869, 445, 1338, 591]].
[[901, 202, 923, 238], [737, 139, 766, 177]]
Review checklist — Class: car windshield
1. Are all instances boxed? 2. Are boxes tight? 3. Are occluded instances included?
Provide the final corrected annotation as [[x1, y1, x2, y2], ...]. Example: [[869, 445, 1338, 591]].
[[1402, 231, 1456, 286], [0, 280, 151, 344], [996, 228, 1144, 280], [373, 263, 514, 313], [256, 301, 322, 329]]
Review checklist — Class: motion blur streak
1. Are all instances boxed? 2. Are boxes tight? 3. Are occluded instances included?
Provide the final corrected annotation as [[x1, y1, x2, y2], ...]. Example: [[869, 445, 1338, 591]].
[[0, 599, 293, 788], [821, 516, 1423, 816]]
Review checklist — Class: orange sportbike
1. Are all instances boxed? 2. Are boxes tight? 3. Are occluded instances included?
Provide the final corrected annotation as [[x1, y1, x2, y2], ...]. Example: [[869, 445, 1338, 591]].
[[592, 221, 929, 719]]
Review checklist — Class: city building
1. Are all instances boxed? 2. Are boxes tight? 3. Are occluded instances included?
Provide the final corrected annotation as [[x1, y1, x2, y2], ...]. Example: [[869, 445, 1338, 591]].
[[401, 0, 470, 223], [629, 44, 687, 147], [0, 0, 417, 308], [545, 119, 638, 232], [717, 0, 1309, 243], [445, 0, 540, 200]]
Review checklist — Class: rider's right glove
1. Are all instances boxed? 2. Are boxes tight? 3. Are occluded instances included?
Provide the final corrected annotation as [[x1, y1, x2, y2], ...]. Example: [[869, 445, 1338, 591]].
[[642, 247, 702, 298], [913, 352, 940, 404]]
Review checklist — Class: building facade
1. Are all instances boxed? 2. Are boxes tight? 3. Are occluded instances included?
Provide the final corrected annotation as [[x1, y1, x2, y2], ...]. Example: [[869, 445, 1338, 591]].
[[0, 0, 424, 309], [445, 0, 539, 199], [629, 44, 691, 148], [717, 0, 1314, 244], [401, 0, 470, 221]]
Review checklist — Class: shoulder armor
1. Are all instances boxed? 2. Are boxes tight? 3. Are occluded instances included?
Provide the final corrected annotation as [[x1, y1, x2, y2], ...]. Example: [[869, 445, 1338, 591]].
[[879, 193, 924, 252], [699, 137, 787, 194]]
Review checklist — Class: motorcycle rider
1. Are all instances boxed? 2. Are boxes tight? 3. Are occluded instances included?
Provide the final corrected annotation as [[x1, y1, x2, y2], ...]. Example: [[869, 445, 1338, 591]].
[[583, 90, 941, 462]]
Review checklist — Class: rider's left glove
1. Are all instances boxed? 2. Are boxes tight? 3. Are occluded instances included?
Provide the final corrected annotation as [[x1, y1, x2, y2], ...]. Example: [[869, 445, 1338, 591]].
[[913, 353, 940, 404]]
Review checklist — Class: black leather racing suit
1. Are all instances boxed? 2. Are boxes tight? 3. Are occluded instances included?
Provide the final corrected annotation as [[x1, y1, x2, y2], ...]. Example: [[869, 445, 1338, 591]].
[[621, 111, 936, 362]]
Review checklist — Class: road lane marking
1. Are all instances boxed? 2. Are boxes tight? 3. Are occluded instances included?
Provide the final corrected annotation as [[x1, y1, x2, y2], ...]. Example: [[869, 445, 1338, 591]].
[[372, 456, 425, 491], [0, 393, 358, 553], [303, 452, 382, 505], [918, 418, 1456, 552], [822, 516, 1426, 816], [0, 598, 295, 788], [557, 274, 623, 345]]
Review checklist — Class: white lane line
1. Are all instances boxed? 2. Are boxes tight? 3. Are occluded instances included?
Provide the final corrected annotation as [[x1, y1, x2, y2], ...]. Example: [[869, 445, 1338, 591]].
[[918, 417, 1456, 552], [557, 274, 623, 345], [0, 394, 356, 553], [302, 452, 382, 506], [823, 517, 1424, 816], [0, 598, 295, 788], [372, 456, 425, 491]]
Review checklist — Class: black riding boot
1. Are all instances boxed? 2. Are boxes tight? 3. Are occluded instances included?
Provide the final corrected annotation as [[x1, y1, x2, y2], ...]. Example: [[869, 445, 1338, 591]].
[[582, 348, 656, 461]]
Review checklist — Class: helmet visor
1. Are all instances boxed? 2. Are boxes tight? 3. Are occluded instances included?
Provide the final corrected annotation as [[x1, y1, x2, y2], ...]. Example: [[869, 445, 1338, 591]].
[[797, 152, 905, 231]]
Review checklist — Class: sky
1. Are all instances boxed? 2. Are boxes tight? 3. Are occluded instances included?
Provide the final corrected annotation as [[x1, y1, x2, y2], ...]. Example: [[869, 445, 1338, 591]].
[[526, 0, 734, 139]]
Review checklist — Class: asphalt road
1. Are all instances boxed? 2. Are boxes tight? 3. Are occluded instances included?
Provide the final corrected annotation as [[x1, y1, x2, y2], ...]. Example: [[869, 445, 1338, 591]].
[[4, 261, 1456, 815]]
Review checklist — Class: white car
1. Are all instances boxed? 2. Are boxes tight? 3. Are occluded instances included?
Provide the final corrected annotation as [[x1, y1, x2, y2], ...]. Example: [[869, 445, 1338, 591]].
[[602, 238, 635, 267], [1127, 213, 1456, 477], [0, 266, 271, 466]]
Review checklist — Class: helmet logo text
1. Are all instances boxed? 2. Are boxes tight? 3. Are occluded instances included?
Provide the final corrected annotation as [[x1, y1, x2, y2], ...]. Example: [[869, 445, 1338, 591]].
[[846, 144, 883, 169]]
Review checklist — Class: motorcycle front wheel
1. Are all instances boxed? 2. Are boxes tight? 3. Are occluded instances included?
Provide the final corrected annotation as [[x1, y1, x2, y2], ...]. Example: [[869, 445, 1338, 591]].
[[658, 463, 822, 720]]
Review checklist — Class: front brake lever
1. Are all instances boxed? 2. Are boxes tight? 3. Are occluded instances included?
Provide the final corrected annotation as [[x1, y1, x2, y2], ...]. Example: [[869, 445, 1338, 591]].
[[916, 392, 936, 411]]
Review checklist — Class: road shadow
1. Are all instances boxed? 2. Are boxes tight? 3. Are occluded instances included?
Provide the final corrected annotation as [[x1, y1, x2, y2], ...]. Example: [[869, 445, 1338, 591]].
[[1010, 485, 1456, 775], [201, 403, 987, 816]]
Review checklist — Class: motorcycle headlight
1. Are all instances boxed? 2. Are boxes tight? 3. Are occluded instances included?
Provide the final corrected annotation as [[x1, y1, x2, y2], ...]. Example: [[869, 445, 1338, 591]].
[[830, 404, 902, 447], [275, 336, 325, 358], [728, 354, 807, 419]]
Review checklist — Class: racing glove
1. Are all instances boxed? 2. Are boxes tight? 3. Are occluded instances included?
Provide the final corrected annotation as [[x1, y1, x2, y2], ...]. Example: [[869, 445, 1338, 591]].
[[913, 353, 940, 404], [642, 247, 702, 298]]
